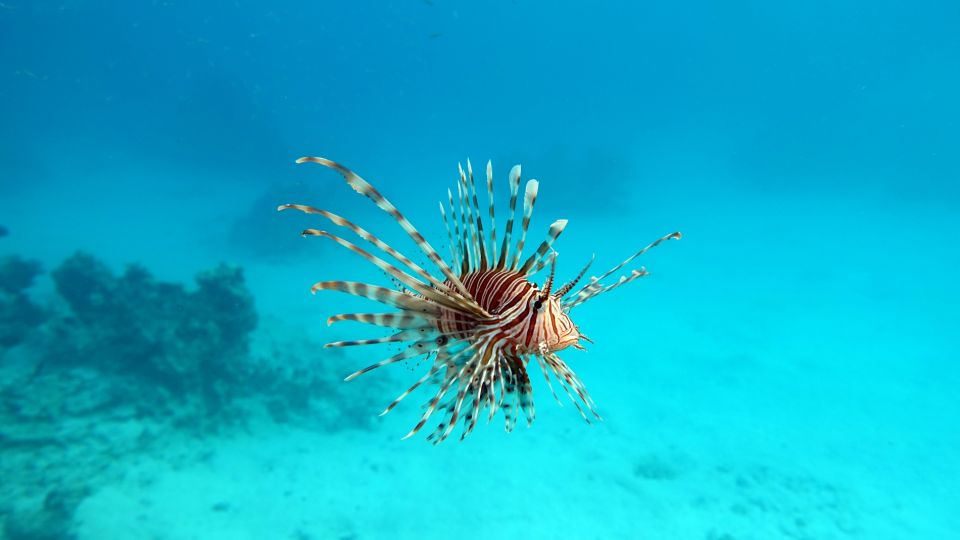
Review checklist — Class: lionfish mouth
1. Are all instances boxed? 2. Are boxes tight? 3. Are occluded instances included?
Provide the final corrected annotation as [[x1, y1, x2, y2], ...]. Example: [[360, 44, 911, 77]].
[[549, 333, 588, 353], [281, 156, 680, 444]]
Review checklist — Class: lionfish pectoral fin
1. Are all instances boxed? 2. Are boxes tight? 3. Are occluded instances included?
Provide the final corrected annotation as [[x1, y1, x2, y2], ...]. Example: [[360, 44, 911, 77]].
[[296, 156, 478, 302], [343, 337, 440, 381]]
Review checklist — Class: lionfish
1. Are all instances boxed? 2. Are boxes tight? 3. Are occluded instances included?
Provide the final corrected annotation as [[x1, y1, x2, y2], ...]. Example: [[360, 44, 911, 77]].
[[280, 156, 680, 444]]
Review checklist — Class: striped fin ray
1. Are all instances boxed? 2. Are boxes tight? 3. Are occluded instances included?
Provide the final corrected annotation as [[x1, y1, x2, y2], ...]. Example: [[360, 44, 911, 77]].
[[516, 358, 536, 426], [435, 338, 498, 444], [565, 268, 649, 310], [537, 251, 559, 290], [433, 356, 483, 444], [568, 230, 681, 303], [554, 255, 595, 300], [460, 360, 495, 440], [281, 204, 482, 315], [296, 157, 474, 299], [533, 350, 564, 407], [302, 229, 485, 317], [439, 201, 458, 269], [380, 362, 442, 417], [379, 344, 464, 416], [464, 349, 511, 439], [490, 354, 506, 421], [500, 358, 520, 432], [542, 355, 593, 422], [485, 160, 498, 264], [343, 336, 442, 381], [543, 359, 589, 422], [446, 189, 464, 271], [455, 175, 475, 271], [510, 179, 540, 270], [310, 281, 441, 315], [591, 230, 682, 284], [327, 312, 433, 329], [544, 353, 601, 420], [465, 159, 489, 269], [497, 165, 522, 269], [326, 328, 431, 349], [518, 219, 568, 275], [458, 163, 480, 270], [402, 343, 480, 440]]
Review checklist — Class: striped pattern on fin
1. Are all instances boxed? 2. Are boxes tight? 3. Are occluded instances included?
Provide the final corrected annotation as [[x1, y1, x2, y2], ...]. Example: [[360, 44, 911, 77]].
[[519, 219, 567, 275], [379, 356, 447, 416], [485, 160, 498, 264], [296, 157, 474, 299], [344, 337, 442, 381], [510, 179, 539, 270], [465, 159, 489, 270], [279, 204, 484, 316], [327, 312, 433, 328], [554, 254, 595, 299], [326, 328, 431, 349], [565, 230, 681, 309], [302, 229, 484, 317], [402, 343, 480, 440], [457, 163, 480, 270], [497, 165, 522, 269], [310, 281, 441, 315], [439, 201, 457, 269], [565, 268, 649, 309]]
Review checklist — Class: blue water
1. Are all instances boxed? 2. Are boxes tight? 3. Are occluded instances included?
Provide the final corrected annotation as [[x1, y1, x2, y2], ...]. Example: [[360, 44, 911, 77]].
[[2, 1, 958, 539]]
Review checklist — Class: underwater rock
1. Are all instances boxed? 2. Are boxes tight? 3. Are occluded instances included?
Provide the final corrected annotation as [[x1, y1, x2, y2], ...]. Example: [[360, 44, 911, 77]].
[[0, 256, 46, 348], [44, 253, 257, 418], [2, 250, 386, 433], [0, 255, 43, 295], [0, 250, 384, 540], [1, 249, 381, 432]]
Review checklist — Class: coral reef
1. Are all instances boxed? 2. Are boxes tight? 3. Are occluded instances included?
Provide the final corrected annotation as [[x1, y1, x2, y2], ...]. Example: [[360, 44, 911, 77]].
[[0, 250, 382, 540], [43, 253, 257, 419], [0, 256, 46, 348]]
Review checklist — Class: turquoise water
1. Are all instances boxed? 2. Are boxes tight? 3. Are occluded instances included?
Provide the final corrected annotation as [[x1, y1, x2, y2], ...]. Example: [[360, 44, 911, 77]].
[[1, 1, 958, 539]]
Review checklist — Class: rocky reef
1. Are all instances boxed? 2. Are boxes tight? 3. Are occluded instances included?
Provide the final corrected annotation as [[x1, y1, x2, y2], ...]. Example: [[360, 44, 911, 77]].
[[41, 253, 258, 421], [0, 251, 382, 539], [0, 256, 46, 349]]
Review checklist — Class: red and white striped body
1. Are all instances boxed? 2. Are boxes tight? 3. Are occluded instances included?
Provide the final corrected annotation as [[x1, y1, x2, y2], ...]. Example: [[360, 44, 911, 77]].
[[438, 270, 581, 355]]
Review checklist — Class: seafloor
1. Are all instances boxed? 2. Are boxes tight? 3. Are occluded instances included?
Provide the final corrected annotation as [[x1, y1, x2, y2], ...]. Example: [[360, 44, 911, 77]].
[[1, 160, 955, 539]]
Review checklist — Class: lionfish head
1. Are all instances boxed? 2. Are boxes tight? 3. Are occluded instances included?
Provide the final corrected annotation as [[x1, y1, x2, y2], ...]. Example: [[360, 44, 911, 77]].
[[534, 255, 590, 353]]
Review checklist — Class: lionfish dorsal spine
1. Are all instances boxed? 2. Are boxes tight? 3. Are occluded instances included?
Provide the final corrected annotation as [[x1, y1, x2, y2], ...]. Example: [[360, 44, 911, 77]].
[[510, 179, 539, 270], [518, 219, 567, 275], [497, 164, 522, 269], [465, 159, 489, 270], [485, 160, 498, 265]]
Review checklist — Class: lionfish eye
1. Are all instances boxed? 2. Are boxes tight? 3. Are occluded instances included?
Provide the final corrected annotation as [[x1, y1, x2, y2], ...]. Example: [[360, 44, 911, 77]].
[[533, 298, 543, 311]]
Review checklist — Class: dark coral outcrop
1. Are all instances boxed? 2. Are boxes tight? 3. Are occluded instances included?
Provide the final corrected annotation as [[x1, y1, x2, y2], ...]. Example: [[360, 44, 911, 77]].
[[42, 253, 257, 419], [1, 250, 382, 539], [0, 256, 46, 348]]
